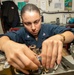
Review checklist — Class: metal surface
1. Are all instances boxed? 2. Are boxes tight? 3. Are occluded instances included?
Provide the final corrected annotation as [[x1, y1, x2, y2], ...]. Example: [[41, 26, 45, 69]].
[[69, 43, 74, 59]]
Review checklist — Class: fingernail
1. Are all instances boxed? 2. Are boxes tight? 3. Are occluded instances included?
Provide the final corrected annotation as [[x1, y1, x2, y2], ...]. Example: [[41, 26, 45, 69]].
[[57, 61, 60, 65], [46, 66, 49, 69], [25, 72, 29, 75], [50, 65, 53, 68]]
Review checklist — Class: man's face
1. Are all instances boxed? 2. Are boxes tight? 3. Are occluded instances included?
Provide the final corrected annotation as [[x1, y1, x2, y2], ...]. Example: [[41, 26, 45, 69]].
[[22, 11, 41, 37]]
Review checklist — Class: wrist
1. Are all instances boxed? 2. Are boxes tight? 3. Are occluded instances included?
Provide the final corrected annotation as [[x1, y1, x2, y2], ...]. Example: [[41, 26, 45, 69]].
[[59, 34, 65, 43], [1, 40, 12, 52]]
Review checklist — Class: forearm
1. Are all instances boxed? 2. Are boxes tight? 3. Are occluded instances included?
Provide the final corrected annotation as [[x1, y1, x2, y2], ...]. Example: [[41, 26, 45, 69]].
[[60, 31, 74, 43], [0, 36, 11, 51]]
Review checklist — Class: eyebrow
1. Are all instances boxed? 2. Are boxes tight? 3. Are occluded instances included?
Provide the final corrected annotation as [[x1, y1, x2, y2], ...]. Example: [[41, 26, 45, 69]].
[[23, 18, 40, 24]]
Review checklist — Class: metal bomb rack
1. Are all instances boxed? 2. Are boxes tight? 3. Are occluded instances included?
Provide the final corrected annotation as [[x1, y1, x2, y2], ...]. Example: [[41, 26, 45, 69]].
[[0, 44, 74, 75]]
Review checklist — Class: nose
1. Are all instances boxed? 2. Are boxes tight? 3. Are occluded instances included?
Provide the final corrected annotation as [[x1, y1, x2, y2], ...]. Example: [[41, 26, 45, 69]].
[[31, 23, 36, 31]]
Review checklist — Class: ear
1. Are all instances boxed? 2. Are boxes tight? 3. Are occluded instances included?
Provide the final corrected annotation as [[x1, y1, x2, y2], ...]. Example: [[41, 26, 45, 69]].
[[40, 15, 44, 22]]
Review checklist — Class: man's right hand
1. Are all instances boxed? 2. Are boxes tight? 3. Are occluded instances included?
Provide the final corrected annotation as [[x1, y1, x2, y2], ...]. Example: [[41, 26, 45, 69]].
[[1, 40, 40, 74]]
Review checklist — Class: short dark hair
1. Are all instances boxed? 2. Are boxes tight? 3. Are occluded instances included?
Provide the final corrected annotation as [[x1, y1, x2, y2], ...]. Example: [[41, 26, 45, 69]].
[[21, 4, 40, 16]]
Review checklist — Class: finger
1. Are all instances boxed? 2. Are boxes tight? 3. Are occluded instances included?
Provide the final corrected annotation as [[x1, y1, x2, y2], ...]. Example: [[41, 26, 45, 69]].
[[46, 40, 53, 69], [11, 62, 29, 74], [9, 56, 25, 69], [57, 41, 63, 64], [50, 41, 58, 68], [41, 42, 47, 67], [23, 47, 40, 66], [18, 52, 38, 70], [7, 55, 28, 73], [25, 51, 40, 66]]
